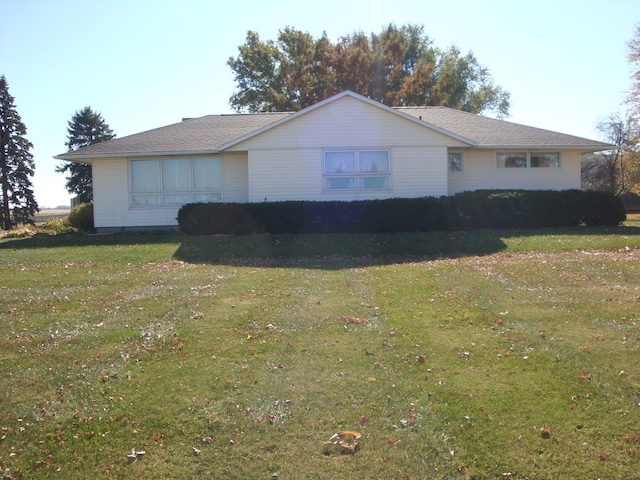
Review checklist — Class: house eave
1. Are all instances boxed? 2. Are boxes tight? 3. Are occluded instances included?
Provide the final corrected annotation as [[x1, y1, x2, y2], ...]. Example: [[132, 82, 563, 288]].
[[466, 144, 614, 152], [54, 149, 224, 162]]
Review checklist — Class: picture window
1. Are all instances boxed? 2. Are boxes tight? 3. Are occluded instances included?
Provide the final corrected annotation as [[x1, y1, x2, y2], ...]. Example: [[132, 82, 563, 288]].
[[130, 157, 222, 207], [324, 150, 390, 191]]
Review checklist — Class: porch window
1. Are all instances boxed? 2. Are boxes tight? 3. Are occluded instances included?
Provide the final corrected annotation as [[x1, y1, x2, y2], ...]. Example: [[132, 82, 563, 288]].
[[324, 150, 390, 191], [130, 157, 222, 207]]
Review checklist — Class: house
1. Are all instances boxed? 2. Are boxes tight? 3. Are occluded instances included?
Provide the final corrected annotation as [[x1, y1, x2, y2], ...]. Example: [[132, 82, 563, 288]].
[[55, 91, 612, 232]]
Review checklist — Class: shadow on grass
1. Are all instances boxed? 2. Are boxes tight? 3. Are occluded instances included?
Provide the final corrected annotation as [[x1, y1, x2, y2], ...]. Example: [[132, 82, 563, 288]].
[[2, 225, 639, 269]]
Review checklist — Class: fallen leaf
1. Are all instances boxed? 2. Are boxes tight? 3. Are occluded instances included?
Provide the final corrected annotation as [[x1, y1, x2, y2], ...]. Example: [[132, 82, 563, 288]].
[[323, 431, 361, 453], [339, 316, 369, 325]]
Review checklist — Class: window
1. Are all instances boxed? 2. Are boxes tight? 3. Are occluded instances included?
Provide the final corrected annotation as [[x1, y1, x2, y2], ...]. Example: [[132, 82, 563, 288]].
[[497, 152, 561, 169], [497, 152, 527, 168], [324, 150, 390, 191], [531, 152, 560, 168], [130, 157, 222, 207], [131, 159, 159, 206], [448, 152, 463, 173]]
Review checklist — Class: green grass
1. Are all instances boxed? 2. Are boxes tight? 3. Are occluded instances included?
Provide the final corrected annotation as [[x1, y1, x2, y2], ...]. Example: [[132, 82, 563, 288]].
[[1, 225, 639, 479]]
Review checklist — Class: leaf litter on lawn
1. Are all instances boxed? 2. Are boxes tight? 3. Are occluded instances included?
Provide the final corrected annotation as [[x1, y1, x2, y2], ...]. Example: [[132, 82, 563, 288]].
[[1, 238, 639, 478]]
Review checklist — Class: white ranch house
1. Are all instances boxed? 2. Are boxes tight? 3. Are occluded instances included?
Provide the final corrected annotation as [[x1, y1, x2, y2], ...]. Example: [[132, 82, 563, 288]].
[[56, 91, 611, 232]]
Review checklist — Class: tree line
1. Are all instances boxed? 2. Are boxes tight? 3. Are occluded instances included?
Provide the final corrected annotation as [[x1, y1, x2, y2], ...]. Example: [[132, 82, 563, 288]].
[[0, 76, 113, 230], [227, 24, 511, 117], [582, 26, 640, 196]]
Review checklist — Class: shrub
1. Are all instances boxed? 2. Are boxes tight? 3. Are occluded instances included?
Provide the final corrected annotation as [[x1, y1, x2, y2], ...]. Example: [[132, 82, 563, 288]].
[[177, 190, 626, 235], [581, 190, 626, 226], [67, 203, 94, 232], [39, 218, 77, 235]]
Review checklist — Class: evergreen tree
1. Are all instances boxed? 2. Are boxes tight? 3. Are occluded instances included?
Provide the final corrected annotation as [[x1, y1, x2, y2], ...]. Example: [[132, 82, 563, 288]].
[[0, 75, 38, 230], [56, 107, 115, 202]]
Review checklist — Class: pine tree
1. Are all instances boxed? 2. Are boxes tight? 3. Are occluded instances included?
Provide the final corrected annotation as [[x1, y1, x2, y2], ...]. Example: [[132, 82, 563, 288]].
[[0, 75, 38, 230], [56, 107, 115, 203]]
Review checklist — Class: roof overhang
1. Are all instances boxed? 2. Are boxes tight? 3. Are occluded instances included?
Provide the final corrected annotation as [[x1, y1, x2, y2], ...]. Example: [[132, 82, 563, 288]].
[[54, 149, 225, 162], [453, 144, 615, 152]]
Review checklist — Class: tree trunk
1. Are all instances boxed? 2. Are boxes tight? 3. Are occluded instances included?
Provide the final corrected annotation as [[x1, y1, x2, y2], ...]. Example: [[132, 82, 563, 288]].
[[1, 150, 12, 230]]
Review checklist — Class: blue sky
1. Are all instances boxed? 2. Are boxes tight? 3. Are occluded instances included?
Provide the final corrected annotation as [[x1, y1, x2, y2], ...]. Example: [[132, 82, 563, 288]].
[[2, 0, 639, 207]]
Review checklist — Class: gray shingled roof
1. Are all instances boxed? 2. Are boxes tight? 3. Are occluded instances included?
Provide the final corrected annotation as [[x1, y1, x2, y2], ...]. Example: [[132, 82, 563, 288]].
[[56, 93, 611, 160], [57, 112, 292, 158], [396, 106, 610, 149]]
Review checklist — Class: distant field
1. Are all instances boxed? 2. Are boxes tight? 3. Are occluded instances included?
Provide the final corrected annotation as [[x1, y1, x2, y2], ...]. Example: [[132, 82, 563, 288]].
[[33, 208, 70, 224]]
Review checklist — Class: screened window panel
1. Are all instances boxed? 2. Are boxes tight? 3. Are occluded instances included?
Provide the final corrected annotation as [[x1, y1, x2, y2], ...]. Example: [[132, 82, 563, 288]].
[[162, 159, 190, 191], [131, 160, 159, 191], [193, 157, 222, 190], [162, 193, 191, 205], [359, 151, 389, 173], [360, 176, 390, 189], [194, 192, 222, 202], [131, 194, 159, 205], [324, 177, 355, 190]]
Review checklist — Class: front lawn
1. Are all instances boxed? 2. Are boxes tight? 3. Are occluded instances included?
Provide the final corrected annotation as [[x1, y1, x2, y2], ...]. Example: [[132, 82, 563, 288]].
[[1, 227, 639, 479]]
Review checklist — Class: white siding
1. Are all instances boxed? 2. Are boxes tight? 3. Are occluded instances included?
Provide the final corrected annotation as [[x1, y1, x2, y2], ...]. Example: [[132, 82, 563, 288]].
[[92, 153, 249, 230], [231, 95, 459, 201], [93, 158, 180, 229], [448, 150, 582, 195]]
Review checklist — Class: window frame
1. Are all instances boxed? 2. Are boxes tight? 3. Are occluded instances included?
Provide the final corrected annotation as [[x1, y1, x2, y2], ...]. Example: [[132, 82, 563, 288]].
[[496, 151, 562, 169], [323, 149, 391, 192], [129, 156, 223, 208]]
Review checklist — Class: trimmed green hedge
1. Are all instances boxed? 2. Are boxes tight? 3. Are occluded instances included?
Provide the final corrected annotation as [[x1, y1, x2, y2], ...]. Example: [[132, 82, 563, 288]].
[[177, 190, 626, 235]]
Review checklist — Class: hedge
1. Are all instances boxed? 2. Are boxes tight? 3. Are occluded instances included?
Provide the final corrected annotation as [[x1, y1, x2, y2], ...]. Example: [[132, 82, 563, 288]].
[[68, 202, 94, 232], [177, 190, 626, 236]]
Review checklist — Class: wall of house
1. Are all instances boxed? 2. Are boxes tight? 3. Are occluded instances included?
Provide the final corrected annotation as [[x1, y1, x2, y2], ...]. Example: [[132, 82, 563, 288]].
[[91, 153, 249, 231], [92, 158, 179, 230], [447, 149, 582, 195], [229, 95, 464, 202]]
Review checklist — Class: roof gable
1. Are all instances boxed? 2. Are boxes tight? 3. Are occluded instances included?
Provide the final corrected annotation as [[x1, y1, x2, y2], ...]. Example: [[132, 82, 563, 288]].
[[218, 90, 476, 150]]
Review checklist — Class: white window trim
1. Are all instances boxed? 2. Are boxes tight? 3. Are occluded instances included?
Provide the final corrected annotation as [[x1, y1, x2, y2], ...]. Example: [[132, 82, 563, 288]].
[[323, 149, 391, 192], [496, 151, 562, 169], [129, 156, 223, 208]]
